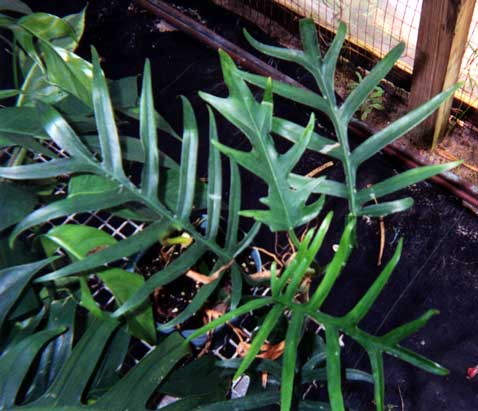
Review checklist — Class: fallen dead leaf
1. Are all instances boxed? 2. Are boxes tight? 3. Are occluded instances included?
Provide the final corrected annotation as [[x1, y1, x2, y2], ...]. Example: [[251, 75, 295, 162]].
[[257, 340, 285, 360], [306, 161, 334, 178], [366, 183, 386, 266], [249, 270, 274, 282], [186, 260, 234, 284], [229, 324, 285, 360]]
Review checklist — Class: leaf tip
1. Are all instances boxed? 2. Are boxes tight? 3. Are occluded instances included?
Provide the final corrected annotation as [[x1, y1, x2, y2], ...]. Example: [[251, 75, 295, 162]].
[[8, 231, 18, 250], [299, 17, 315, 30], [243, 28, 253, 42], [337, 20, 347, 34], [90, 45, 100, 66]]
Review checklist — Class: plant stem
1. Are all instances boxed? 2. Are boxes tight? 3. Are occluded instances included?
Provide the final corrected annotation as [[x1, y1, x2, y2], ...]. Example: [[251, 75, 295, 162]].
[[7, 64, 38, 167], [107, 173, 242, 263], [311, 69, 358, 219], [288, 229, 300, 248], [331, 118, 357, 217]]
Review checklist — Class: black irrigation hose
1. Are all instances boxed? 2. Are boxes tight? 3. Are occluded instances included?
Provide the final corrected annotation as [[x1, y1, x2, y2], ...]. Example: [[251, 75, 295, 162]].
[[135, 0, 478, 212]]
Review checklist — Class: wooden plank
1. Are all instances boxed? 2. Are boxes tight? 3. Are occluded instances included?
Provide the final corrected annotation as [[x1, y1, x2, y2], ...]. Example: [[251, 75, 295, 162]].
[[408, 0, 476, 148]]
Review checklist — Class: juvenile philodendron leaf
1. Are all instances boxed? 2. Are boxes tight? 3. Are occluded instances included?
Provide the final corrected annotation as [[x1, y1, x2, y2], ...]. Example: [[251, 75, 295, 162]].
[[39, 42, 92, 105], [351, 84, 462, 167], [139, 59, 160, 199], [41, 224, 156, 343], [0, 327, 66, 410], [188, 222, 446, 411], [359, 198, 414, 217], [281, 311, 304, 411], [241, 18, 461, 219], [176, 97, 199, 222], [91, 47, 126, 179], [53, 8, 86, 50], [0, 257, 57, 331], [18, 12, 76, 43], [1, 8, 92, 110], [0, 0, 32, 14], [356, 161, 462, 205], [201, 51, 324, 231], [25, 298, 77, 401], [0, 182, 37, 232]]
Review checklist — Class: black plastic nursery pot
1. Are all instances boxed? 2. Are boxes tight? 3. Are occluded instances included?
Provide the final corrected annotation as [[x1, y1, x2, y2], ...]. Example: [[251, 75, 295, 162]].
[[8, 1, 478, 410]]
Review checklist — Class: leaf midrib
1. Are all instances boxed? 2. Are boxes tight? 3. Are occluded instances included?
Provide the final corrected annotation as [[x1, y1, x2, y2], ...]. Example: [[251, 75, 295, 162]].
[[86, 160, 232, 262], [239, 98, 295, 230]]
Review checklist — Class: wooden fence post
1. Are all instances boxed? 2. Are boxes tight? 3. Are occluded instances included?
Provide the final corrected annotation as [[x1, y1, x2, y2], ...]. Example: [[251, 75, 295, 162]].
[[408, 0, 476, 148]]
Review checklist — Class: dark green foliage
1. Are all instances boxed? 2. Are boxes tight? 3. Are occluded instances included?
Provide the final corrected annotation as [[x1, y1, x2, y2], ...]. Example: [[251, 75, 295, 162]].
[[227, 19, 461, 219], [0, 309, 277, 411], [0, 47, 258, 325], [0, 258, 56, 331], [187, 214, 447, 411], [0, 9, 458, 411], [347, 71, 385, 120], [201, 59, 325, 233]]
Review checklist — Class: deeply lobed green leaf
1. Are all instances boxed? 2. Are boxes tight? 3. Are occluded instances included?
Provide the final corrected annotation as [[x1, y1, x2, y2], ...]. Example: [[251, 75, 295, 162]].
[[201, 50, 324, 231], [242, 18, 461, 219]]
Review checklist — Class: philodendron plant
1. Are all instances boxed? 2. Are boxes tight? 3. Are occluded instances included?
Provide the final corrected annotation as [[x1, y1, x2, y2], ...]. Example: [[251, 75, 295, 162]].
[[201, 19, 460, 226], [185, 18, 459, 410], [0, 6, 461, 411], [188, 213, 445, 411]]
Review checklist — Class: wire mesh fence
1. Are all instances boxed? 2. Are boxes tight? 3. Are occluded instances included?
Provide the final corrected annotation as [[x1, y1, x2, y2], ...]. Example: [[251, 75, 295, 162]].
[[214, 0, 478, 112], [457, 4, 478, 110], [271, 0, 420, 71]]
